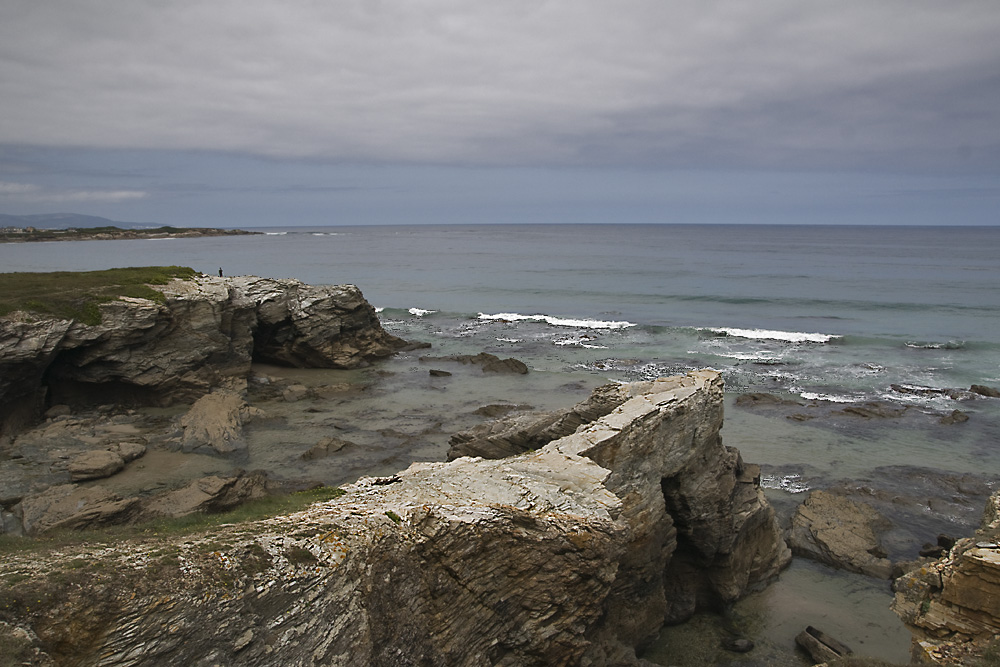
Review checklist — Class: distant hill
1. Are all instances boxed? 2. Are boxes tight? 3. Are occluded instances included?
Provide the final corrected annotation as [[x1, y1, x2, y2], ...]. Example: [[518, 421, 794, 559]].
[[0, 213, 159, 230]]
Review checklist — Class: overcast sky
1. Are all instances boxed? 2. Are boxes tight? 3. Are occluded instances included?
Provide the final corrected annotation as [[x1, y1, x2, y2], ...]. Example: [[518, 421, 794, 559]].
[[1, 1, 998, 227]]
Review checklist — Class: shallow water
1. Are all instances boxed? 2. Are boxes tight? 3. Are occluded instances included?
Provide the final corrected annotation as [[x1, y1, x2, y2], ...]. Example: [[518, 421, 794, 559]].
[[644, 559, 914, 666]]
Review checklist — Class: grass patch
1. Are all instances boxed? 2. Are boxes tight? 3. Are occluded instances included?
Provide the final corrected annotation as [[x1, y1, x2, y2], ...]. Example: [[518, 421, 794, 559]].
[[0, 486, 346, 555], [0, 266, 198, 324]]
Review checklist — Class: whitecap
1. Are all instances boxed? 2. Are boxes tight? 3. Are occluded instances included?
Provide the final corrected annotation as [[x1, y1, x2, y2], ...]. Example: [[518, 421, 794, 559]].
[[760, 474, 810, 494], [554, 338, 609, 349], [904, 340, 965, 350], [478, 312, 635, 329], [495, 337, 521, 343], [408, 308, 436, 317], [704, 327, 840, 343], [798, 391, 860, 403], [264, 231, 287, 236]]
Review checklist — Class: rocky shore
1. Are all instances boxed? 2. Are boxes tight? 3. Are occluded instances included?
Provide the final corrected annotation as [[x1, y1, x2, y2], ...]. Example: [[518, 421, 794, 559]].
[[2, 273, 998, 665]]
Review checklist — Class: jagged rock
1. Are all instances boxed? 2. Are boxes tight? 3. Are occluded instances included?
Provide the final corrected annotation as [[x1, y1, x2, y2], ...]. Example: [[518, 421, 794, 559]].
[[447, 382, 632, 460], [474, 403, 533, 417], [67, 449, 125, 482], [734, 392, 802, 407], [16, 484, 142, 534], [300, 436, 355, 460], [141, 471, 270, 519], [178, 390, 261, 456], [0, 275, 410, 438], [428, 369, 452, 377], [788, 490, 894, 578], [0, 371, 789, 665], [971, 384, 1000, 398]]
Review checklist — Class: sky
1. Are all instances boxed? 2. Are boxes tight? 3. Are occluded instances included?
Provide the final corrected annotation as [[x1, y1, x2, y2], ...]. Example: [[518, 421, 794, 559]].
[[1, 1, 998, 227]]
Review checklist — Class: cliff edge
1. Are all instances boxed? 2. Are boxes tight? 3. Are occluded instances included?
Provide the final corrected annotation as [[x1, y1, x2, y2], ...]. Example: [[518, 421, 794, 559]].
[[0, 370, 790, 666]]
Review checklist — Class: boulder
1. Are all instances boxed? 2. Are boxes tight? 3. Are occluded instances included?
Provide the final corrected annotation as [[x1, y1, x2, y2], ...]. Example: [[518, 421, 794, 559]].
[[971, 384, 1000, 398], [67, 450, 125, 482], [788, 490, 894, 578], [17, 484, 142, 535], [178, 390, 259, 456], [111, 441, 146, 462], [940, 409, 970, 425], [141, 471, 270, 519]]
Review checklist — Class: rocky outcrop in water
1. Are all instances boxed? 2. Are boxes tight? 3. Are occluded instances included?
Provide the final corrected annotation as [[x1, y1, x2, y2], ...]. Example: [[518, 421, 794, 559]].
[[0, 275, 408, 439], [0, 371, 790, 665]]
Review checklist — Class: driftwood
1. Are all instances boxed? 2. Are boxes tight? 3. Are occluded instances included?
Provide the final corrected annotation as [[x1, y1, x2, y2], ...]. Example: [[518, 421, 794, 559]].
[[795, 625, 853, 663]]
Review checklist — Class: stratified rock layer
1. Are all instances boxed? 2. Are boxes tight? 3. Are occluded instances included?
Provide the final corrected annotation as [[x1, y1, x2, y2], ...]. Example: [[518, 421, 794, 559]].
[[0, 371, 790, 666], [0, 275, 407, 437], [893, 490, 1000, 659]]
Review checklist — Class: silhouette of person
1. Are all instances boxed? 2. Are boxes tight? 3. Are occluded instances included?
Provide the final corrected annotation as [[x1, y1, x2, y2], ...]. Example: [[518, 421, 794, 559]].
[[218, 267, 223, 277]]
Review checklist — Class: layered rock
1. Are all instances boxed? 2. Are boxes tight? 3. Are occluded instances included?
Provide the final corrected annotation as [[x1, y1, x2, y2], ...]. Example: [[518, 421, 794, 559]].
[[893, 490, 1000, 657], [0, 274, 407, 438], [0, 371, 790, 665]]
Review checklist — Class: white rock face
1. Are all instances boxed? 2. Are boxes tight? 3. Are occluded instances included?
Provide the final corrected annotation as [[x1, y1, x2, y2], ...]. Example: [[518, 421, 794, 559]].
[[0, 371, 790, 666]]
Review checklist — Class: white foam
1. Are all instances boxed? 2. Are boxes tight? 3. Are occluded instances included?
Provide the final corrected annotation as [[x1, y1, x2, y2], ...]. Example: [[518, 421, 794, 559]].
[[374, 307, 384, 313], [704, 327, 839, 343], [495, 337, 521, 343], [478, 312, 635, 330], [554, 338, 609, 349], [408, 308, 436, 317], [760, 474, 810, 494], [264, 231, 287, 236], [798, 391, 858, 403]]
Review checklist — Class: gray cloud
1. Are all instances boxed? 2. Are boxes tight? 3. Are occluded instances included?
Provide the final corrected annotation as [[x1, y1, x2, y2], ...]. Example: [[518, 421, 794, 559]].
[[2, 0, 998, 171]]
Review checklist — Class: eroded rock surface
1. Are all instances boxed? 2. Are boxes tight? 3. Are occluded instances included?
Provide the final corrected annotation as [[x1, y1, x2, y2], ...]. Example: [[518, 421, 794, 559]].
[[893, 490, 1000, 660], [0, 371, 790, 665], [0, 275, 408, 439]]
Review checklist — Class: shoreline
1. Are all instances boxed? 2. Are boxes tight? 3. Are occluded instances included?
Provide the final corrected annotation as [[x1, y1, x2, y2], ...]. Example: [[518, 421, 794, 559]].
[[0, 225, 259, 244]]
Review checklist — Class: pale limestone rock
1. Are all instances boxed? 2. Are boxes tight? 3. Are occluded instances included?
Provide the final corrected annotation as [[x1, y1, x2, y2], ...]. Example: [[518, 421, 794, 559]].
[[788, 490, 893, 578], [67, 449, 125, 482]]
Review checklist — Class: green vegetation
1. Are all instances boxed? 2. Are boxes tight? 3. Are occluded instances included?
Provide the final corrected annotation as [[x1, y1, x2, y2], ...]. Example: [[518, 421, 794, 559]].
[[0, 266, 197, 324], [0, 486, 346, 555], [385, 510, 402, 524], [0, 225, 255, 244]]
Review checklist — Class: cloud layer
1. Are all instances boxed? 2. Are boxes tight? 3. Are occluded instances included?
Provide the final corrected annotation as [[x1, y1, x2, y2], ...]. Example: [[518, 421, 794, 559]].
[[3, 1, 999, 171]]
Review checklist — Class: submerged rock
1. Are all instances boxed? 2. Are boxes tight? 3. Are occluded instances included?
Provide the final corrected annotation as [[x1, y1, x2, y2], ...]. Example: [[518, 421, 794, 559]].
[[419, 351, 529, 374]]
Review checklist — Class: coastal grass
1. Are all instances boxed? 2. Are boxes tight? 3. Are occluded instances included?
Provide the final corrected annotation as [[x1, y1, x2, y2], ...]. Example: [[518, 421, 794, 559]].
[[0, 266, 197, 325], [0, 486, 346, 556]]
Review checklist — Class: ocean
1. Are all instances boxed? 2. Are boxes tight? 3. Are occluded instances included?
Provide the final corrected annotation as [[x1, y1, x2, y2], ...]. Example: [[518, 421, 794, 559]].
[[2, 223, 998, 663]]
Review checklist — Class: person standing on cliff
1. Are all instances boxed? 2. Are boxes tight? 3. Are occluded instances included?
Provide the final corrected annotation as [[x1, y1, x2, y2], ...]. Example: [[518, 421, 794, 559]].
[[218, 267, 223, 277]]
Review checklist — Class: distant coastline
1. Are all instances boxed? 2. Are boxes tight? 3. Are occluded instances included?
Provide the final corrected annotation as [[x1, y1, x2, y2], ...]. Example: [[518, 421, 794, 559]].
[[0, 225, 259, 243]]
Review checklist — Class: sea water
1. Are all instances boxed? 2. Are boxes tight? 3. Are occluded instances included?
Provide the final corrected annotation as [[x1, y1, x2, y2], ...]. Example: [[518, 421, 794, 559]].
[[2, 223, 998, 663]]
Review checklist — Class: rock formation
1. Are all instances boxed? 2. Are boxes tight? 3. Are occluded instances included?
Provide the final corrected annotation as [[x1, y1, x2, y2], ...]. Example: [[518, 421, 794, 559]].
[[0, 371, 790, 665], [0, 274, 408, 439], [892, 490, 1000, 661]]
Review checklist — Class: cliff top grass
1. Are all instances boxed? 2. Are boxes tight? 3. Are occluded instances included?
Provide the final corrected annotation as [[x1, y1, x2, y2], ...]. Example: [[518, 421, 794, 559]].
[[0, 266, 197, 325]]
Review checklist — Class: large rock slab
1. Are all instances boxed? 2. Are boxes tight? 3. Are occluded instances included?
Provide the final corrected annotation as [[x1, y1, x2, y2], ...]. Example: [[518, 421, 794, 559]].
[[16, 484, 142, 534], [788, 490, 893, 578], [0, 371, 790, 665]]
